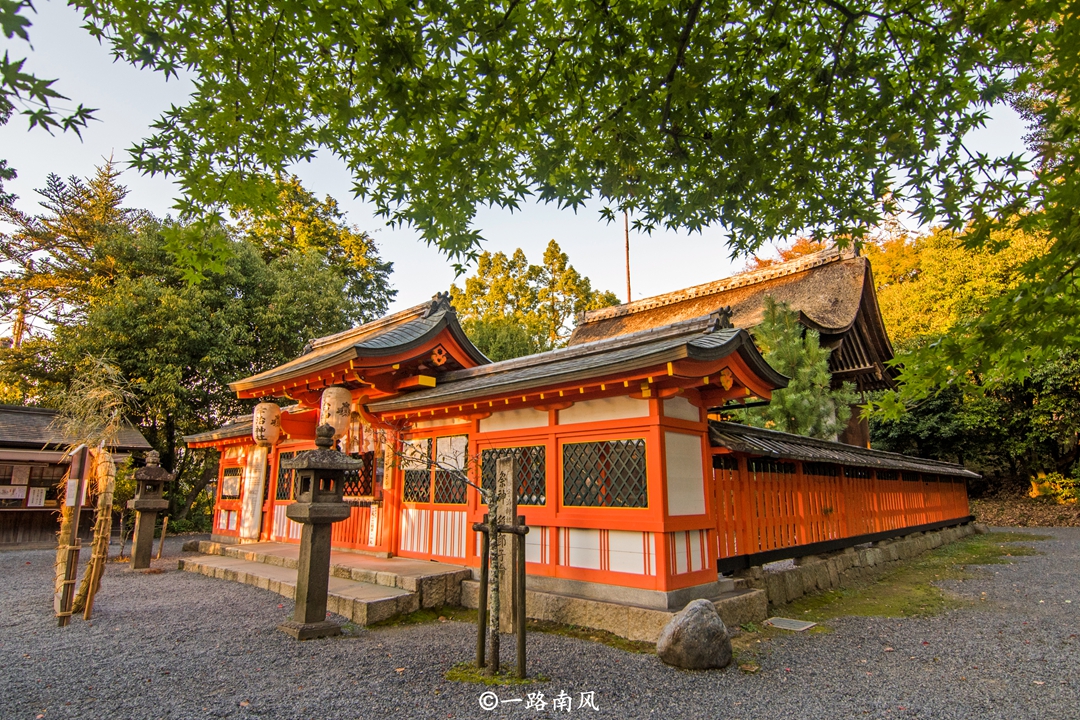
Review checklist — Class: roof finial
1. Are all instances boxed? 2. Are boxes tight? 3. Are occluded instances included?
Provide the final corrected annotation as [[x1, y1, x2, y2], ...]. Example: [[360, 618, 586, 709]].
[[705, 306, 734, 333]]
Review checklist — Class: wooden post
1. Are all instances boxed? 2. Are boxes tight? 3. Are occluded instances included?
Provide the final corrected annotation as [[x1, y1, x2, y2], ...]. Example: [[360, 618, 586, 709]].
[[156, 516, 169, 560], [495, 457, 517, 634]]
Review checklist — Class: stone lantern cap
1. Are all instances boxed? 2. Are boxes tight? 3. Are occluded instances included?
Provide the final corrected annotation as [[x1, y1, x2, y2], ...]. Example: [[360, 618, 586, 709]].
[[134, 450, 174, 483], [282, 424, 364, 472]]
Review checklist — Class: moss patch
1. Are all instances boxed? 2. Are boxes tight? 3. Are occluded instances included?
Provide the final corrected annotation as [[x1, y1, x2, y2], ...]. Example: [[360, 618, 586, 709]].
[[368, 606, 477, 629], [730, 532, 1047, 665], [526, 618, 655, 654], [782, 531, 1048, 623], [444, 662, 547, 685]]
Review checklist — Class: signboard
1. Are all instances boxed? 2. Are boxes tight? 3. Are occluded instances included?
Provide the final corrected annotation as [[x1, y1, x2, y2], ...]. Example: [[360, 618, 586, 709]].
[[65, 478, 79, 506], [27, 487, 46, 507], [0, 486, 27, 500]]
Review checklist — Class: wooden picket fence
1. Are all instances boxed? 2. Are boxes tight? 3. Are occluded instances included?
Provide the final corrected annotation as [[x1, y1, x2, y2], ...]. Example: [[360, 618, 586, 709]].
[[713, 453, 971, 560]]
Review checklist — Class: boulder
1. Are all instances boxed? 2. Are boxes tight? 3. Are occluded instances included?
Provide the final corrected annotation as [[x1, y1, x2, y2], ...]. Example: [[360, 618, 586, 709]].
[[656, 599, 733, 670]]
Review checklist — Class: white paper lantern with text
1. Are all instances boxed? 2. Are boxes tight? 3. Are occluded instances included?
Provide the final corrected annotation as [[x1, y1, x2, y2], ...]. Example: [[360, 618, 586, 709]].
[[252, 402, 281, 447], [319, 386, 352, 439]]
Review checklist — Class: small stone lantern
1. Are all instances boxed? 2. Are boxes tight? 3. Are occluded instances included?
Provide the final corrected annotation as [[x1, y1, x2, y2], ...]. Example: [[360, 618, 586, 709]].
[[128, 450, 173, 570], [277, 424, 361, 640]]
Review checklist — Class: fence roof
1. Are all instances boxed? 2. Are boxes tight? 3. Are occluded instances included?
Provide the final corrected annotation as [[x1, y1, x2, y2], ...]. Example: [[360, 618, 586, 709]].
[[709, 421, 980, 478]]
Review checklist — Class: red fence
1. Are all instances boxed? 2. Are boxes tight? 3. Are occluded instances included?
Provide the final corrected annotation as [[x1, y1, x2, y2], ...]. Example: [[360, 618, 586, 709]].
[[714, 454, 971, 560]]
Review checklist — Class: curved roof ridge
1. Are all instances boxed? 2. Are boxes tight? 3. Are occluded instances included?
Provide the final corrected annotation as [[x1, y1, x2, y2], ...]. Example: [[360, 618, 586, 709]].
[[578, 246, 854, 325], [308, 294, 449, 352], [435, 311, 721, 383]]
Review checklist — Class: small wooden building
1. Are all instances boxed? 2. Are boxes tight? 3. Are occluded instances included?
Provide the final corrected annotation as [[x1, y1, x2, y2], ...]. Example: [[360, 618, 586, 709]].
[[0, 405, 151, 546], [187, 291, 973, 610]]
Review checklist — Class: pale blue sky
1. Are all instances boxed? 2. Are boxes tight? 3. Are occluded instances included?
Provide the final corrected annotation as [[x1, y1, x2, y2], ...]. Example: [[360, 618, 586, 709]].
[[1, 1, 1031, 313]]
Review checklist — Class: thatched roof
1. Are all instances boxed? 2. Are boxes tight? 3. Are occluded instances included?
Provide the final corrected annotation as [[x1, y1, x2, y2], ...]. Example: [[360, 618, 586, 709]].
[[569, 249, 897, 391]]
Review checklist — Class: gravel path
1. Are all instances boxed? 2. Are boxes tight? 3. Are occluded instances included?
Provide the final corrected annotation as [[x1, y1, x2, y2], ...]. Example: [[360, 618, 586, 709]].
[[1, 529, 1077, 720]]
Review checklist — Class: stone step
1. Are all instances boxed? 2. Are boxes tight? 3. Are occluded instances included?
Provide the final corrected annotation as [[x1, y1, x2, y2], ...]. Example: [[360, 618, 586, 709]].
[[178, 555, 420, 625], [183, 540, 473, 608], [459, 580, 767, 644]]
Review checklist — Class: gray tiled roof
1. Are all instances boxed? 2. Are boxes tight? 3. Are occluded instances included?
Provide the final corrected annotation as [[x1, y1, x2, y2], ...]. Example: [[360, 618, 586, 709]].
[[368, 313, 788, 413], [229, 295, 489, 392], [182, 416, 252, 445], [709, 421, 979, 478], [0, 405, 152, 451]]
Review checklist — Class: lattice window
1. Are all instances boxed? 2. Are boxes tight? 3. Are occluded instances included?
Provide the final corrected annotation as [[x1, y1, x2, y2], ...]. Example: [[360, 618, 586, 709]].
[[481, 446, 547, 506], [275, 451, 296, 500], [803, 462, 839, 477], [748, 459, 796, 475], [712, 454, 739, 471], [433, 470, 467, 504], [221, 467, 243, 499], [902, 471, 920, 482], [562, 439, 647, 508], [877, 469, 899, 481], [403, 470, 431, 503], [844, 466, 871, 479], [343, 451, 375, 497], [401, 438, 431, 503]]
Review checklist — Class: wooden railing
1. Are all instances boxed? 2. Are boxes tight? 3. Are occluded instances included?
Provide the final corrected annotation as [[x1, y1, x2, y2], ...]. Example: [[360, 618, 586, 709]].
[[713, 454, 971, 563]]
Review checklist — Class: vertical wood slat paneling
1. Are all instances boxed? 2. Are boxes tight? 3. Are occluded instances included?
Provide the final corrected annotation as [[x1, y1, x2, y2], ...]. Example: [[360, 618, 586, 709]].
[[716, 455, 970, 562]]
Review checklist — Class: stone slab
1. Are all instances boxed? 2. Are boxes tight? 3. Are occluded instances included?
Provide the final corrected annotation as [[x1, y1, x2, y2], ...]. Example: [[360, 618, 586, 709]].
[[178, 555, 414, 626]]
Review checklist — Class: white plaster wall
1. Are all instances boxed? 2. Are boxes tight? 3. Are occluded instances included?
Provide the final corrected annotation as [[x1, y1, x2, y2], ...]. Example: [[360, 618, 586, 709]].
[[478, 407, 549, 433], [663, 396, 702, 422], [565, 528, 601, 569], [664, 431, 707, 516], [608, 530, 646, 574], [412, 416, 470, 429], [525, 525, 547, 564], [558, 396, 649, 425]]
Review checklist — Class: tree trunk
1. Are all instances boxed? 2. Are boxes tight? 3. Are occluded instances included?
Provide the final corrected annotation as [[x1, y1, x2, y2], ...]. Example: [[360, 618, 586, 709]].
[[173, 455, 218, 522]]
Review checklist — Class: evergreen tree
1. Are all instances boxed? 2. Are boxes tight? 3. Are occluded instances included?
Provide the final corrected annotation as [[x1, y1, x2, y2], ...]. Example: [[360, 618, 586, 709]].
[[234, 175, 395, 323], [450, 240, 618, 361], [739, 297, 857, 440]]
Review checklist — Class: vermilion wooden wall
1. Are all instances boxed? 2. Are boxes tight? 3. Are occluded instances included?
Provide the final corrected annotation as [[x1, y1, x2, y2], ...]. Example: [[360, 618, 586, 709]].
[[713, 453, 970, 559]]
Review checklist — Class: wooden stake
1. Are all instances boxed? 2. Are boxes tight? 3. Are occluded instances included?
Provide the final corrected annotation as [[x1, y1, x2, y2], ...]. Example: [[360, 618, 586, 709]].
[[156, 516, 169, 560]]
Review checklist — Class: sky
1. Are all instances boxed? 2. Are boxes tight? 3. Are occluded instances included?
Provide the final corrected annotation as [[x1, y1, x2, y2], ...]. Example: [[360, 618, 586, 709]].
[[1, 1, 1033, 314]]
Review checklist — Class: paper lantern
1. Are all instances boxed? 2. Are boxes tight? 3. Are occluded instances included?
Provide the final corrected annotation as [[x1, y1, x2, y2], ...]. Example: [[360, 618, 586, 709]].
[[319, 386, 352, 439], [252, 402, 281, 446]]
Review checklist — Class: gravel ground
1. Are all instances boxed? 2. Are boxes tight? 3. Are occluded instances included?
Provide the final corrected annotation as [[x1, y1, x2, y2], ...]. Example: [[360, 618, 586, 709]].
[[1, 529, 1077, 720]]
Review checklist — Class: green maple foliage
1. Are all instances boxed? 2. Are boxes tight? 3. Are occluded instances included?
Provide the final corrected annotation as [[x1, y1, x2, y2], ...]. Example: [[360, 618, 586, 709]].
[[738, 297, 858, 439], [449, 240, 618, 360], [66, 0, 1036, 266]]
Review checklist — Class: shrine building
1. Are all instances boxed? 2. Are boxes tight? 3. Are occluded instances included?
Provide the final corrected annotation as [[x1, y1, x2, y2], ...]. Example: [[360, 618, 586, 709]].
[[185, 249, 973, 610]]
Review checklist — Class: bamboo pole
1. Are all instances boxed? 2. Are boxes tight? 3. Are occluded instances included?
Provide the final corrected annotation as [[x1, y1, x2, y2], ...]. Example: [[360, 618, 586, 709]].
[[156, 516, 169, 560], [75, 450, 116, 618], [56, 446, 90, 627]]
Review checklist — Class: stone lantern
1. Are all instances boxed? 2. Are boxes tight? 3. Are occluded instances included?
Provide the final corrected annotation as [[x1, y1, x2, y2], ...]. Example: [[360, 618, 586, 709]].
[[128, 450, 173, 570], [277, 423, 362, 640]]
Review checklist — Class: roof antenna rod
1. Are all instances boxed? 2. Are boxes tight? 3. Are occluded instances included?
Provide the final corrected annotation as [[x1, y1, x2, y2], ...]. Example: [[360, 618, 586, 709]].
[[624, 209, 632, 304]]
